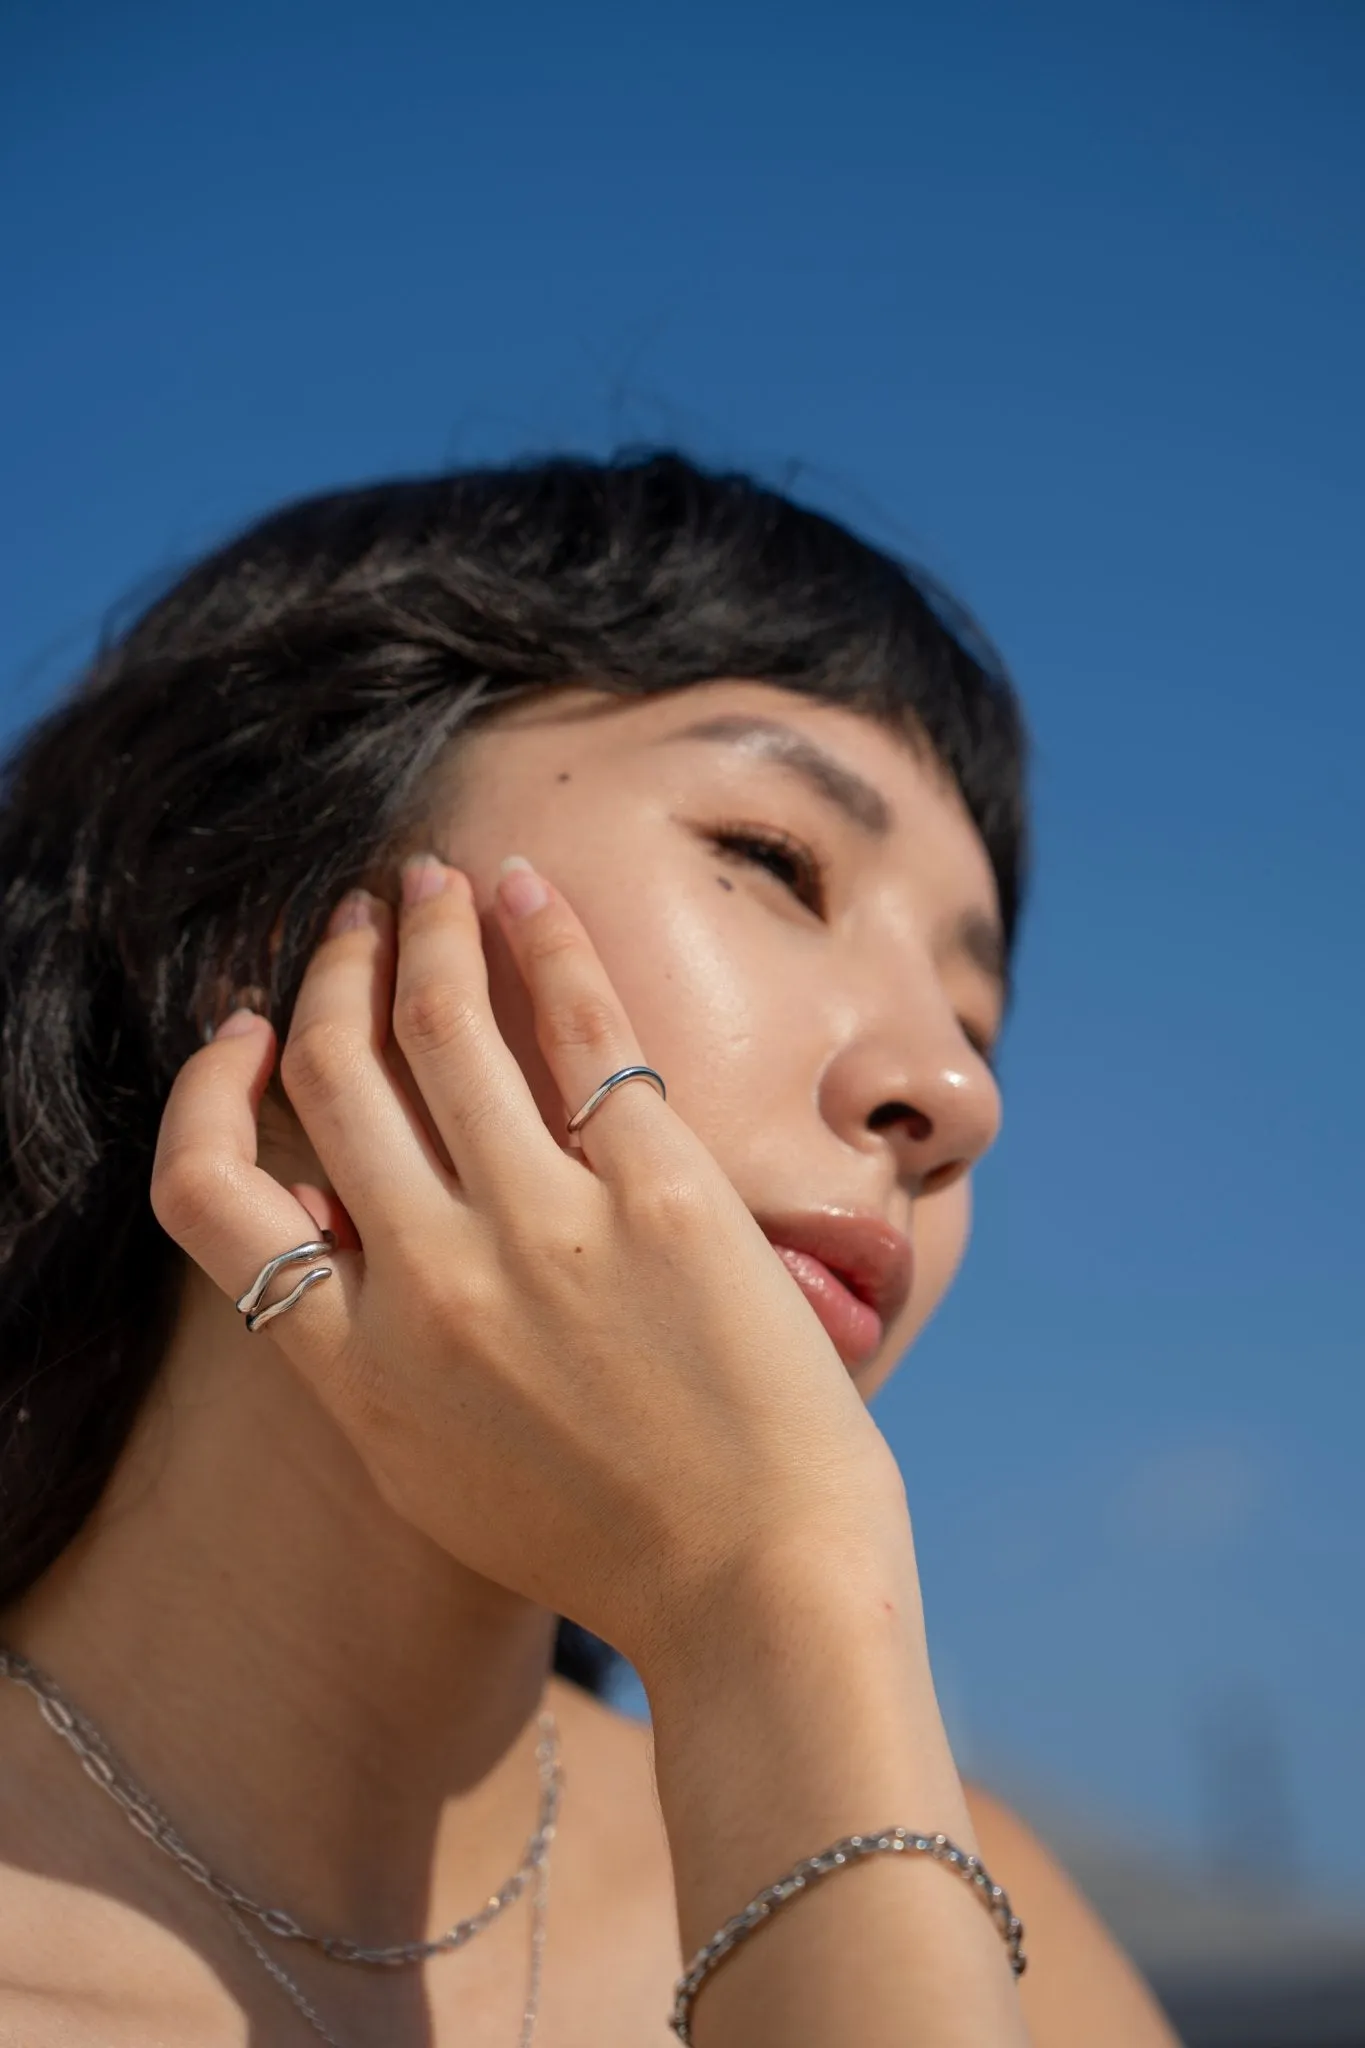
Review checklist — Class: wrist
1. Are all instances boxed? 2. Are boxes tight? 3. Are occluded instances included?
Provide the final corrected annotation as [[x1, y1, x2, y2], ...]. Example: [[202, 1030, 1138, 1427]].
[[634, 1465, 926, 1707], [636, 1492, 981, 1973]]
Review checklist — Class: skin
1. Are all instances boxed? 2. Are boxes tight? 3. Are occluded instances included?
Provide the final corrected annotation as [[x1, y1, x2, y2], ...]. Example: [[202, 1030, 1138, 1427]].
[[0, 679, 1175, 2045], [442, 681, 1001, 1388]]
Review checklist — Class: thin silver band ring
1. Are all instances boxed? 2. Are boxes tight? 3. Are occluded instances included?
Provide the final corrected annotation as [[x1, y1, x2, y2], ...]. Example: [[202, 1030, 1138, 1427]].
[[235, 1232, 336, 1333], [565, 1064, 667, 1134]]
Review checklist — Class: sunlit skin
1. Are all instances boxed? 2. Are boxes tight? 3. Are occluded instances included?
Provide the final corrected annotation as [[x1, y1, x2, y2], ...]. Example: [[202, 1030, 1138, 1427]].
[[0, 678, 1176, 2047], [415, 677, 1006, 1397]]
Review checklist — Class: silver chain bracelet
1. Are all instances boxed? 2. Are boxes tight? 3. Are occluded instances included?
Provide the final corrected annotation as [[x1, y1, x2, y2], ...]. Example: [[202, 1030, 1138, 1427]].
[[669, 1825, 1027, 2043]]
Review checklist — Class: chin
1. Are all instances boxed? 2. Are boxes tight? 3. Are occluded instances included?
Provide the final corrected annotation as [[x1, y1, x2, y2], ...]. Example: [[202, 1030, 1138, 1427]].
[[853, 1343, 907, 1404]]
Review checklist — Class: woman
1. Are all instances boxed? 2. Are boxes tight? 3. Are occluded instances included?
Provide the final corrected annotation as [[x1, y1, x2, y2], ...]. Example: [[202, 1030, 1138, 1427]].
[[0, 453, 1176, 2045]]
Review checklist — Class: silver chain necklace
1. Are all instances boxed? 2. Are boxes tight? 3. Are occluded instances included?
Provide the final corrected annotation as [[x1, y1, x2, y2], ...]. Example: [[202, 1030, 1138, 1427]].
[[0, 1645, 560, 2046], [221, 1852, 552, 2048]]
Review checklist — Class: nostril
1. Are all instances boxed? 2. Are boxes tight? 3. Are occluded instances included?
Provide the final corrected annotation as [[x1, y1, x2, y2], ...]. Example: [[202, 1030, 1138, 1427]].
[[869, 1100, 932, 1141]]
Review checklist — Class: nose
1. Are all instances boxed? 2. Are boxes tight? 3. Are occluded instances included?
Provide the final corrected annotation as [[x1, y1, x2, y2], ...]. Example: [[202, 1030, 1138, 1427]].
[[815, 1001, 1002, 1200]]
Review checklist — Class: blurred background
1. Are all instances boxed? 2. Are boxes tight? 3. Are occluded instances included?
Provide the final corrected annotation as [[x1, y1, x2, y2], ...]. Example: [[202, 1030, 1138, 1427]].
[[3, 3, 1362, 2040]]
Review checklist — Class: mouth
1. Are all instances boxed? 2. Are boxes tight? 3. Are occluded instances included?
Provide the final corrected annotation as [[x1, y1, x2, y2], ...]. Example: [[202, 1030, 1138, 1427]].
[[753, 1210, 914, 1370]]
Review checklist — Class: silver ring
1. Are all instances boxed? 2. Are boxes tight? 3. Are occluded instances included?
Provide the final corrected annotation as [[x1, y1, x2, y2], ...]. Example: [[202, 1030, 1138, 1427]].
[[565, 1064, 667, 1134], [235, 1232, 336, 1334]]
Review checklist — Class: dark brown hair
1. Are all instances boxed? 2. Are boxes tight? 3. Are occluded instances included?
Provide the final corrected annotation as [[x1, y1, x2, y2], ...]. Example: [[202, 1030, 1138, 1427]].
[[0, 449, 1029, 1692]]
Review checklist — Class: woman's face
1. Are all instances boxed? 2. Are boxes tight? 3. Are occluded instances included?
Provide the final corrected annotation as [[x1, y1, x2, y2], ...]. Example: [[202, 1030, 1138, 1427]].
[[417, 679, 1006, 1402]]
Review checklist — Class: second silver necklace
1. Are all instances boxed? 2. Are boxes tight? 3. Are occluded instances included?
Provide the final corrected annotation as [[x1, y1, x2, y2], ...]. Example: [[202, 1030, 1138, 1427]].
[[0, 1646, 560, 2046], [224, 1852, 552, 2048]]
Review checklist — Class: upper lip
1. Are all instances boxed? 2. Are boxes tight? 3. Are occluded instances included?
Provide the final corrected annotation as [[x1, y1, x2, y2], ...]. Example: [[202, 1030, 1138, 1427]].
[[753, 1210, 914, 1331]]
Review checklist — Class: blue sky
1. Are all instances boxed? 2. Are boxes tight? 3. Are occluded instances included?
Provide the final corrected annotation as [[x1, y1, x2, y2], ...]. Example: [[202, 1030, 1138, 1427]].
[[4, 1, 1362, 1892]]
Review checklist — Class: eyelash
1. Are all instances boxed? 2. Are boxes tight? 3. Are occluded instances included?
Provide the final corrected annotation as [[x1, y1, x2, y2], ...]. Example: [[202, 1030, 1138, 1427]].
[[706, 822, 999, 1071], [706, 823, 828, 917], [962, 1023, 998, 1073]]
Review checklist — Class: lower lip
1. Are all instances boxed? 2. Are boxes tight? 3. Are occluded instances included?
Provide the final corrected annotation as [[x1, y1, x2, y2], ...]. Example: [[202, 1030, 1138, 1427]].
[[769, 1246, 884, 1368]]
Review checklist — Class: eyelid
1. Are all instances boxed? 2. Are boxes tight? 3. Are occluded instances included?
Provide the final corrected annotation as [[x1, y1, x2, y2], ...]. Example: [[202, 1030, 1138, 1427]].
[[703, 819, 828, 914], [963, 1026, 999, 1074], [706, 816, 819, 857]]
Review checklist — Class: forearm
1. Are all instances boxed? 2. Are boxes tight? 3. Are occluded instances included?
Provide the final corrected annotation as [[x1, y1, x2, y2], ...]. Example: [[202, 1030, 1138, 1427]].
[[641, 1530, 1031, 2048]]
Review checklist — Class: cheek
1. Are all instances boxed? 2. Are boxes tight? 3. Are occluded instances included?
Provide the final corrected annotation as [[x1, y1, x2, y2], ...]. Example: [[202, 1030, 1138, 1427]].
[[559, 877, 781, 1136], [916, 1177, 974, 1319], [477, 858, 770, 1147], [857, 1179, 974, 1401]]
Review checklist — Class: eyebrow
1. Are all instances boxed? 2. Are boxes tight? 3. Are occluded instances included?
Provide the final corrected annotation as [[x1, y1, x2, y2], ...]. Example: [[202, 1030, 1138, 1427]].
[[660, 712, 1008, 999], [660, 713, 895, 835]]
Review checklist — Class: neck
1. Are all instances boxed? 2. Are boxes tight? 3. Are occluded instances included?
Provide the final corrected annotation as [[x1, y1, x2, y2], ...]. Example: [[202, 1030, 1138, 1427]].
[[3, 1265, 561, 1941]]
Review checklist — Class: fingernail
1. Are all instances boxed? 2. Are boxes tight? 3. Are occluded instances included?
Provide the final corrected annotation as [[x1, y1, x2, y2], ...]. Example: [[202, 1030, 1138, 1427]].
[[327, 889, 379, 937], [497, 854, 550, 918], [214, 1007, 264, 1041], [401, 856, 450, 907]]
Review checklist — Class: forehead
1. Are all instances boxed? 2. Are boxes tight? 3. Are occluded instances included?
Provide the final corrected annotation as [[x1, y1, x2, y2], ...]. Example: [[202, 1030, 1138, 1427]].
[[479, 676, 999, 907]]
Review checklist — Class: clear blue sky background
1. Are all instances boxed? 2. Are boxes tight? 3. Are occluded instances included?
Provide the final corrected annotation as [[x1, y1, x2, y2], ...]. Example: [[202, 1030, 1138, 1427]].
[[4, 0, 1362, 1893]]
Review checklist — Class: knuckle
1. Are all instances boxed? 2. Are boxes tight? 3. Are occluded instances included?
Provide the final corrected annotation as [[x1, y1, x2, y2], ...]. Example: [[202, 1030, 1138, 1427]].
[[393, 979, 481, 1059], [521, 916, 582, 970], [280, 1021, 369, 1106], [446, 1260, 504, 1326], [446, 1088, 505, 1148], [619, 1169, 707, 1239], [539, 989, 620, 1054], [150, 1144, 234, 1244]]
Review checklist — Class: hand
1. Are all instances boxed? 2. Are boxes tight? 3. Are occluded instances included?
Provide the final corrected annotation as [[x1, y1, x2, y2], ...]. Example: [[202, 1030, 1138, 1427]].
[[151, 856, 906, 1676]]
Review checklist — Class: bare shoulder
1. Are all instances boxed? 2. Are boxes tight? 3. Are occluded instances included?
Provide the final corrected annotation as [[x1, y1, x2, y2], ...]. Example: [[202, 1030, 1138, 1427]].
[[0, 1856, 203, 2046], [964, 1784, 1180, 2048], [0, 1726, 226, 2048]]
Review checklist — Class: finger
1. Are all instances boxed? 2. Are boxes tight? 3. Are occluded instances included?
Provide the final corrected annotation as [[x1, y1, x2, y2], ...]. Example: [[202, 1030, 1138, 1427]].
[[151, 1010, 356, 1350], [280, 888, 455, 1235], [287, 1181, 362, 1253], [492, 855, 676, 1180], [390, 857, 570, 1205]]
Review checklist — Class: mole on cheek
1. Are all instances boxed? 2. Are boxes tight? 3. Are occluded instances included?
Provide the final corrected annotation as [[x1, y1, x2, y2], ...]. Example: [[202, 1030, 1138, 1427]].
[[555, 771, 571, 783], [716, 877, 734, 891]]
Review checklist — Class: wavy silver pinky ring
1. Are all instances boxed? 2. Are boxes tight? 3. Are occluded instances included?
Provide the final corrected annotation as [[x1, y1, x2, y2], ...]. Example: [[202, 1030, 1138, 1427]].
[[235, 1232, 337, 1333], [565, 1064, 667, 1135]]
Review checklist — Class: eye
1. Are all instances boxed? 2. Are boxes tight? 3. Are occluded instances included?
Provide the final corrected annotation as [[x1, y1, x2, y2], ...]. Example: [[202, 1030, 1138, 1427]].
[[706, 824, 827, 917], [959, 1021, 999, 1074]]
